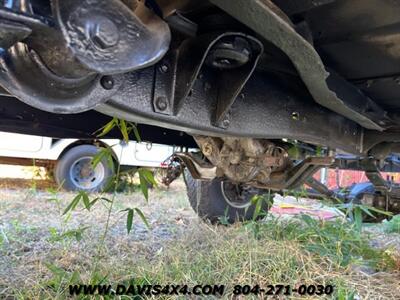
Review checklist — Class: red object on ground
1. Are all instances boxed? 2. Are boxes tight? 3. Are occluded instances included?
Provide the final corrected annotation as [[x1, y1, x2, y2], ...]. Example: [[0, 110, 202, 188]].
[[314, 169, 400, 189]]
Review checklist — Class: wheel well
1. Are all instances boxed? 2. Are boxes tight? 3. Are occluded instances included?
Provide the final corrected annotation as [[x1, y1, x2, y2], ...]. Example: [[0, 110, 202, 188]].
[[57, 140, 119, 166]]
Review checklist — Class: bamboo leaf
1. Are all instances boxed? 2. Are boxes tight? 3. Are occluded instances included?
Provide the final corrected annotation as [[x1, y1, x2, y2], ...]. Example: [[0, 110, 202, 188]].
[[102, 176, 116, 193], [100, 197, 112, 203], [139, 168, 157, 186], [106, 151, 115, 170], [88, 198, 98, 209], [139, 172, 149, 201], [92, 147, 114, 171], [354, 207, 363, 233], [132, 124, 141, 142], [91, 148, 107, 169], [359, 205, 376, 218], [63, 194, 82, 215], [127, 209, 134, 234], [253, 199, 262, 220], [81, 192, 90, 210], [119, 119, 130, 143], [134, 208, 150, 229], [362, 205, 393, 217], [95, 118, 117, 137]]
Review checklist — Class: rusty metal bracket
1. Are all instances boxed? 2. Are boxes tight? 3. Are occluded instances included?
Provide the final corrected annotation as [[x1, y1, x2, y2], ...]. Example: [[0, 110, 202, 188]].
[[285, 157, 335, 189], [172, 152, 216, 180], [267, 157, 335, 190], [305, 176, 336, 199], [174, 150, 334, 191], [360, 158, 390, 193]]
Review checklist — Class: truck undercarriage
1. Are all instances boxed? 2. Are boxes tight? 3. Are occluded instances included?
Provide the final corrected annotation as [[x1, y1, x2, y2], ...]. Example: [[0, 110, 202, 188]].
[[1, 0, 400, 221]]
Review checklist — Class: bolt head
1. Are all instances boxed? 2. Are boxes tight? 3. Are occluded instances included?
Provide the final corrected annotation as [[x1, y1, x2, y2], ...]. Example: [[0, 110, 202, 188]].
[[222, 119, 230, 127], [155, 97, 168, 111], [100, 75, 114, 90], [90, 18, 119, 49], [159, 64, 169, 73]]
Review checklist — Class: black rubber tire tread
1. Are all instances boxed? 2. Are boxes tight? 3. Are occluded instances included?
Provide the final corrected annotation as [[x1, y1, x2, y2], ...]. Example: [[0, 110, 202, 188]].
[[183, 170, 270, 224], [54, 145, 114, 192]]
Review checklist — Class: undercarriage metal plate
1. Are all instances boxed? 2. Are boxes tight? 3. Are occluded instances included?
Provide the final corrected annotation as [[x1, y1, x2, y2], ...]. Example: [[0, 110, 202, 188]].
[[53, 0, 171, 75], [210, 0, 391, 131]]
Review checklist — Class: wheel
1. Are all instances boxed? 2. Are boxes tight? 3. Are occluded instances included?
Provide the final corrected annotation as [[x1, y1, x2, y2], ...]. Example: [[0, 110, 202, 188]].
[[54, 145, 115, 192], [184, 170, 271, 223]]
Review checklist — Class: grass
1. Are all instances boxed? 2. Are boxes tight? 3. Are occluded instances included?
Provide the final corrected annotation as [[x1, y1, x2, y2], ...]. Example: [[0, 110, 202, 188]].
[[3, 218, 400, 299], [1, 181, 400, 299], [385, 215, 400, 234], [130, 217, 399, 299], [246, 215, 397, 269]]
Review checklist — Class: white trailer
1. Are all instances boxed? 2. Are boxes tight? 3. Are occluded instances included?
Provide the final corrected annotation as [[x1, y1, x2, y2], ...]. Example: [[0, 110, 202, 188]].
[[0, 132, 178, 191]]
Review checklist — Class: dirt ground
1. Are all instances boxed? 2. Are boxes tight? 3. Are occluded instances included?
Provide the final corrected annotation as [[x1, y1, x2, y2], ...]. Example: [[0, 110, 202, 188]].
[[1, 175, 400, 299]]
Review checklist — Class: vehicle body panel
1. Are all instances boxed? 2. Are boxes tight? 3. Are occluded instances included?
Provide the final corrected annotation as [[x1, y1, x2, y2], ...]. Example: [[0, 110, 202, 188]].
[[0, 131, 176, 167]]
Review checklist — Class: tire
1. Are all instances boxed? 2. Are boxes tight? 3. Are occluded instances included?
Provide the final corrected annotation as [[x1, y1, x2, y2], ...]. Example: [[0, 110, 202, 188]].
[[54, 145, 115, 192], [184, 170, 271, 223]]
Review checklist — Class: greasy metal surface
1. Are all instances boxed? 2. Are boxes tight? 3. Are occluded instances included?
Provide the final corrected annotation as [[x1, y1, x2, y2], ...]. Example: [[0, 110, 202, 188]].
[[0, 0, 171, 113], [0, 2, 121, 113], [362, 131, 400, 155], [98, 67, 363, 154], [153, 32, 263, 126], [194, 136, 290, 186], [176, 146, 334, 191], [354, 76, 400, 111], [361, 159, 390, 192], [0, 2, 91, 78], [334, 155, 400, 173], [304, 0, 400, 113], [173, 152, 216, 180], [0, 43, 122, 113], [211, 36, 263, 126], [0, 19, 31, 48], [306, 177, 335, 198], [53, 0, 171, 75], [2, 0, 400, 160], [279, 157, 334, 189], [210, 0, 388, 131], [0, 96, 195, 147], [0, 5, 53, 28], [160, 156, 185, 186], [272, 0, 335, 15], [308, 0, 400, 79], [326, 72, 393, 128], [153, 51, 178, 116]]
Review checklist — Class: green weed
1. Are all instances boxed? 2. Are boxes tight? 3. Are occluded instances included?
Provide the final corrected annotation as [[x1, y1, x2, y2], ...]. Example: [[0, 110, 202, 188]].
[[384, 214, 400, 233], [244, 214, 396, 270]]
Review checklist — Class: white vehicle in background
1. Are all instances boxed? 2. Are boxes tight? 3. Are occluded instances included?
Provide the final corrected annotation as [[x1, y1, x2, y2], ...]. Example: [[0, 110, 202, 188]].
[[0, 131, 178, 192]]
